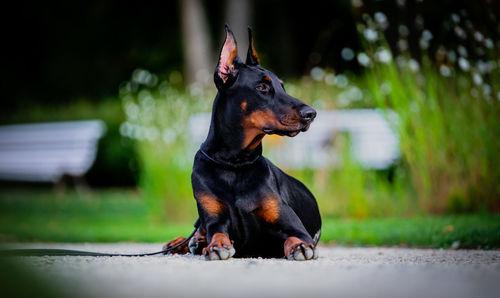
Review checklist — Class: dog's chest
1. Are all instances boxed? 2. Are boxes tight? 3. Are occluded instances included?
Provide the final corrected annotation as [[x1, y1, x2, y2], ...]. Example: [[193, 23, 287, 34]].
[[196, 159, 281, 218], [231, 177, 281, 224], [233, 189, 272, 212], [210, 170, 277, 212]]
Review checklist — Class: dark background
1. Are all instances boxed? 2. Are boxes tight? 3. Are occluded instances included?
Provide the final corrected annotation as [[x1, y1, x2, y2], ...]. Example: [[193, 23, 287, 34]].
[[2, 0, 498, 109]]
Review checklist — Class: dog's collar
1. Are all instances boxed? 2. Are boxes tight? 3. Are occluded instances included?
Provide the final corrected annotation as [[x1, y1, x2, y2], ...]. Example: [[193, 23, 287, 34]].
[[199, 148, 261, 169]]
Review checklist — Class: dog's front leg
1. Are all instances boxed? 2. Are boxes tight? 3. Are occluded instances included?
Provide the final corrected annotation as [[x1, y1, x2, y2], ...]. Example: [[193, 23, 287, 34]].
[[272, 206, 319, 261], [196, 192, 235, 260]]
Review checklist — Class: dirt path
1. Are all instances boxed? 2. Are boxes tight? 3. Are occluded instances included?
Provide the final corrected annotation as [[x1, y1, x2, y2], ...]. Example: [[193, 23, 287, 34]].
[[5, 243, 500, 298]]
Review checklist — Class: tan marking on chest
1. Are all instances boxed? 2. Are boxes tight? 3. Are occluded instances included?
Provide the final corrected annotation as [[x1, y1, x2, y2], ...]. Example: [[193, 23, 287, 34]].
[[256, 194, 280, 223], [197, 193, 225, 217]]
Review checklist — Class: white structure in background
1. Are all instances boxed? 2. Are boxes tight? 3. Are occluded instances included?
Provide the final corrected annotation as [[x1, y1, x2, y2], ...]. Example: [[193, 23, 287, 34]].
[[0, 120, 106, 182], [188, 109, 400, 169]]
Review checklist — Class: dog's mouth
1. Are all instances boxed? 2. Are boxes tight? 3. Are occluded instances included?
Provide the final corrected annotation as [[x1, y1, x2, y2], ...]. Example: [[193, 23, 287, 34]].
[[262, 123, 311, 137]]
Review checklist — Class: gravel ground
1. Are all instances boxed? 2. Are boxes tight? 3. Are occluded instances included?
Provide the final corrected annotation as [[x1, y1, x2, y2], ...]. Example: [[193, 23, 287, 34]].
[[3, 243, 500, 298]]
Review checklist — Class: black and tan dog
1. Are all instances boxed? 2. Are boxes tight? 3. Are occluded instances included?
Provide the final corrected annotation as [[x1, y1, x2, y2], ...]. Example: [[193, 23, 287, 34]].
[[164, 25, 321, 261]]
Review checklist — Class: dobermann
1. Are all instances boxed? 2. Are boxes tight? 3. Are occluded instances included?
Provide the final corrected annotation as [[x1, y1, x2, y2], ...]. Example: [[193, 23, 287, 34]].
[[164, 25, 321, 261]]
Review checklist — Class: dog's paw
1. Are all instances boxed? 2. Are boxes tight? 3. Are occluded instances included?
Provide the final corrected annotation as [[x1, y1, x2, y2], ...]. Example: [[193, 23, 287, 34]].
[[188, 231, 207, 255], [162, 236, 190, 255], [288, 243, 317, 261], [284, 236, 317, 261], [202, 233, 235, 261], [203, 244, 236, 260]]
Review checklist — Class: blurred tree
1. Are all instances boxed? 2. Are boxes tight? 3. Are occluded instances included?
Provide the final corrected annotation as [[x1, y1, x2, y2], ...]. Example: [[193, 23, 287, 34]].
[[225, 0, 253, 57], [180, 0, 213, 87]]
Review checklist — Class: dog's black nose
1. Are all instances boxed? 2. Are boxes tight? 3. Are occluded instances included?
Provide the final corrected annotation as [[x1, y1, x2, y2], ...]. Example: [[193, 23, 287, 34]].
[[299, 106, 317, 123]]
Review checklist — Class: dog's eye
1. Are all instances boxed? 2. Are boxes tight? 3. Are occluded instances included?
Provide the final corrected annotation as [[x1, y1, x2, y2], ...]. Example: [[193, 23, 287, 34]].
[[256, 83, 270, 92]]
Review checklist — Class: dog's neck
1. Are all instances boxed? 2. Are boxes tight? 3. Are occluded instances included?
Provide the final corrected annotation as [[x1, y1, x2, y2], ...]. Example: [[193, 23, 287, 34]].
[[201, 92, 263, 167]]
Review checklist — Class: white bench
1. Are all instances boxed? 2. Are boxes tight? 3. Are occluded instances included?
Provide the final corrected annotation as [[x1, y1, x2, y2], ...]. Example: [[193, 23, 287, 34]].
[[188, 109, 399, 170], [0, 120, 106, 182]]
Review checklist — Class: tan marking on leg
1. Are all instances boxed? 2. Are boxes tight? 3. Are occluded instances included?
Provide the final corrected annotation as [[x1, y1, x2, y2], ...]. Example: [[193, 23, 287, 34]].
[[197, 193, 225, 217], [208, 233, 232, 248], [163, 236, 189, 254], [256, 194, 280, 223]]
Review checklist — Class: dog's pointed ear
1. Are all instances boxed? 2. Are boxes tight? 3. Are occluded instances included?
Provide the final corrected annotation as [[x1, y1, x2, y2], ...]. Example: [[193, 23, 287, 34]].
[[246, 27, 260, 66], [214, 25, 239, 89]]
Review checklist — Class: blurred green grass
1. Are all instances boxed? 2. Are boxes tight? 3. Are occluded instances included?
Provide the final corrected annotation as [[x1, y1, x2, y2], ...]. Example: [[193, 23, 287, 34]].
[[0, 189, 498, 249], [0, 188, 195, 243], [322, 215, 500, 249]]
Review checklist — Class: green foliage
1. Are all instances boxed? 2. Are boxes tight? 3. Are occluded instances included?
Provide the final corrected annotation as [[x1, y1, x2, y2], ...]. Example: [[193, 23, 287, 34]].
[[137, 143, 195, 222], [286, 132, 413, 219], [284, 12, 500, 217], [352, 15, 500, 213], [364, 57, 500, 213], [120, 69, 213, 221]]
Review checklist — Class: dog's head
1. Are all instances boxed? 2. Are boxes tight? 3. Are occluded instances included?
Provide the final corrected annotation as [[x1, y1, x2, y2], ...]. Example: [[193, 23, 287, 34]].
[[214, 25, 316, 150]]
